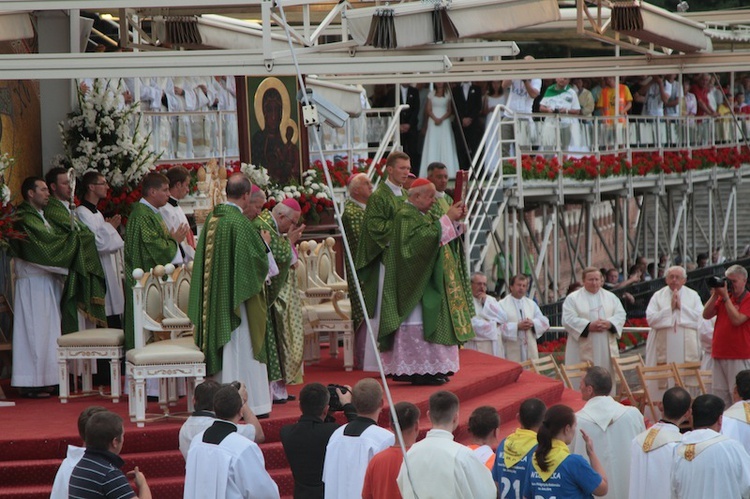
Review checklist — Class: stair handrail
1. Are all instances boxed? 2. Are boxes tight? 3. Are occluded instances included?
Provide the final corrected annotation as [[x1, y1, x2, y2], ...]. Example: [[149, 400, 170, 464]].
[[367, 104, 410, 187]]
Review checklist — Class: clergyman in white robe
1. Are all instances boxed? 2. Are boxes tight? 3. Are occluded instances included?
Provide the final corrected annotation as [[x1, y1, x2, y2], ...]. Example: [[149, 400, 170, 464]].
[[673, 427, 750, 499], [466, 296, 506, 357], [563, 282, 626, 379], [499, 293, 550, 362], [11, 259, 67, 388], [184, 421, 280, 499], [572, 395, 645, 499], [75, 203, 125, 317], [628, 421, 683, 499], [721, 391, 750, 453], [645, 273, 703, 399], [159, 197, 195, 262]]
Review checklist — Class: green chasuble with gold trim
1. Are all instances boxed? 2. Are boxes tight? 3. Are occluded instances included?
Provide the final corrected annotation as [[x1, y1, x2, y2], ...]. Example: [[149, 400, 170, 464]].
[[428, 194, 475, 343], [10, 202, 102, 333], [44, 197, 107, 333], [378, 202, 474, 350], [124, 202, 179, 350], [354, 181, 406, 318], [253, 210, 304, 385], [188, 203, 268, 376], [341, 199, 366, 329]]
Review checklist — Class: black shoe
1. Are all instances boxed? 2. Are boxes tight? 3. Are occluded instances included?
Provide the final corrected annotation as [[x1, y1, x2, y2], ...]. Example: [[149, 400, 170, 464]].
[[287, 395, 296, 401], [273, 398, 288, 405], [256, 413, 270, 419], [412, 374, 447, 386], [392, 375, 414, 383]]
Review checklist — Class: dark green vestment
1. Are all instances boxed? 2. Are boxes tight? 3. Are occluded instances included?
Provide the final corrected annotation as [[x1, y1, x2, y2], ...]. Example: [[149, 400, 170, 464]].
[[341, 199, 366, 329], [43, 197, 107, 333], [253, 210, 303, 384], [354, 181, 406, 318], [378, 202, 472, 350], [124, 201, 179, 350], [188, 203, 269, 376]]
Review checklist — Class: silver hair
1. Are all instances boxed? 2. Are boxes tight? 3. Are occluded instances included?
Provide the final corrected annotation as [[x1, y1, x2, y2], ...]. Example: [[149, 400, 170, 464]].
[[347, 173, 368, 194], [725, 265, 748, 279], [471, 272, 486, 282], [272, 202, 298, 219], [666, 265, 687, 279]]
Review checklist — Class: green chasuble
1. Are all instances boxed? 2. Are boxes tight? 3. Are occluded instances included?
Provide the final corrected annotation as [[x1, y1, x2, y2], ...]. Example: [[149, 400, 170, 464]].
[[43, 197, 107, 333], [124, 202, 179, 350], [428, 194, 476, 343], [354, 181, 406, 318], [378, 202, 474, 350], [253, 210, 304, 385], [341, 199, 366, 329], [188, 204, 268, 376]]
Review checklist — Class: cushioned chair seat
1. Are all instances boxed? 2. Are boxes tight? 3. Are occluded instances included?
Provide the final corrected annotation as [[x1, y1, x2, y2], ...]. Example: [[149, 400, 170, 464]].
[[161, 317, 193, 328], [126, 338, 204, 365], [303, 301, 351, 321], [57, 328, 125, 347]]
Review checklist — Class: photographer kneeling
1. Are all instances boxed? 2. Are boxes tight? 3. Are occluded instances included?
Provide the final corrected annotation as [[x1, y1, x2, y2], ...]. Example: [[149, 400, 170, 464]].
[[703, 264, 750, 406], [280, 383, 356, 499]]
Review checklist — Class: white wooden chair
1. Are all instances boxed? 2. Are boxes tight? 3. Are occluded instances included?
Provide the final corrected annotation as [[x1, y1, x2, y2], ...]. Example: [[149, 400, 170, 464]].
[[298, 240, 354, 370], [57, 328, 124, 404], [126, 265, 205, 427]]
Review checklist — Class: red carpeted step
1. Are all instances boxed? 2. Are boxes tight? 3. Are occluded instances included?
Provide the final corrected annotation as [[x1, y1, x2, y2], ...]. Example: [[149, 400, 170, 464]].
[[0, 484, 50, 499], [261, 441, 290, 470], [0, 458, 60, 488]]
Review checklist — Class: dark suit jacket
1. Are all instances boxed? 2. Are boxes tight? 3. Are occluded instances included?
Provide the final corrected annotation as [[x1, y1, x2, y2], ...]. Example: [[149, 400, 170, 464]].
[[452, 83, 483, 167], [386, 85, 421, 162], [279, 405, 356, 499]]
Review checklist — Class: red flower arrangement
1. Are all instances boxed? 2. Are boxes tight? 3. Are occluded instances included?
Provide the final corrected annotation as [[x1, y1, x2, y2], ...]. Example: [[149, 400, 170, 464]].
[[0, 203, 26, 249], [505, 146, 750, 181]]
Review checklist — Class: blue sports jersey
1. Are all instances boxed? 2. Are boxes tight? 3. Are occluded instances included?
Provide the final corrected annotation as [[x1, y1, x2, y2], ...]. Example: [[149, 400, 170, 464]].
[[523, 453, 602, 499]]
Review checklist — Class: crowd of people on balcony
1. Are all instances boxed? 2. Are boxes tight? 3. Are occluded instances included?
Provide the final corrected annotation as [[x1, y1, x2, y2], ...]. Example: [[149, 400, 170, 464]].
[[365, 71, 750, 173]]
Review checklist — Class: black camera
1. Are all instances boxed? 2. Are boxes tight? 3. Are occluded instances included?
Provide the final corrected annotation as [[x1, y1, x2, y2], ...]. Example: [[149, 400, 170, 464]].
[[706, 276, 727, 288], [327, 384, 349, 412]]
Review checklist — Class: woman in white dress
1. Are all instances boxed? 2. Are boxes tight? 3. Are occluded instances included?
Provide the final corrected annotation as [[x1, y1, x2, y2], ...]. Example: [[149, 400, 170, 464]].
[[483, 81, 505, 172], [419, 82, 460, 178]]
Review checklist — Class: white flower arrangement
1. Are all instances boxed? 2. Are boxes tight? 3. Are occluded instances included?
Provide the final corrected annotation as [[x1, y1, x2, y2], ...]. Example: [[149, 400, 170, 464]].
[[0, 153, 14, 204], [240, 162, 271, 188], [56, 78, 159, 190]]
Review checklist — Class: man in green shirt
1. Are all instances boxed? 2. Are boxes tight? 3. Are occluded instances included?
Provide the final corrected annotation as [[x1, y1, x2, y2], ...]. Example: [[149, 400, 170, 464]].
[[253, 198, 305, 404], [354, 151, 411, 371], [379, 178, 470, 385], [342, 172, 373, 368], [124, 172, 188, 351], [44, 167, 107, 333], [189, 173, 273, 416]]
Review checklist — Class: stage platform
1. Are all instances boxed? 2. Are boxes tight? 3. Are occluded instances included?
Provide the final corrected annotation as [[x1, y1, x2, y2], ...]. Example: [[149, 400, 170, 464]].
[[0, 348, 584, 498]]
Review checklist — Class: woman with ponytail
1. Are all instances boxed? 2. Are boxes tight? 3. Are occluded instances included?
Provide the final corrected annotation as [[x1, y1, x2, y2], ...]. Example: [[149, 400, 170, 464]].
[[524, 404, 608, 498]]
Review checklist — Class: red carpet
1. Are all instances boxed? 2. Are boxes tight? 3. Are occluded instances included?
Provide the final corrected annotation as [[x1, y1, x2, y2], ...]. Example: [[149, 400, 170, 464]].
[[0, 348, 583, 498]]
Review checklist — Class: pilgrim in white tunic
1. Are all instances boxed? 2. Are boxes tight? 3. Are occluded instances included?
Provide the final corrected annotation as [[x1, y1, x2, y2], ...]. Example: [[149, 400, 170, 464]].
[[563, 288, 626, 377], [11, 259, 67, 388], [179, 412, 257, 460], [466, 296, 507, 357], [75, 203, 125, 316], [721, 400, 750, 453], [50, 444, 85, 499], [322, 421, 394, 499], [159, 198, 195, 262], [499, 294, 550, 362], [397, 429, 497, 499], [184, 422, 280, 499], [672, 428, 750, 499], [628, 422, 682, 499], [571, 395, 645, 499]]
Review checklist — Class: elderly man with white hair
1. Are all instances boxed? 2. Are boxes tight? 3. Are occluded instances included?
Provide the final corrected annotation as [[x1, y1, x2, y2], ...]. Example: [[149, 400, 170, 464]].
[[645, 265, 703, 399], [253, 198, 306, 404], [466, 272, 506, 357], [703, 264, 750, 406], [342, 173, 373, 369], [378, 178, 469, 385]]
